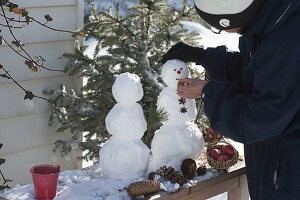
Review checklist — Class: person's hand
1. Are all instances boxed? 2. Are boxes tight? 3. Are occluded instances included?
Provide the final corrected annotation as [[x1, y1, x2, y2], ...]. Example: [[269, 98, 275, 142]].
[[162, 42, 205, 64], [177, 78, 208, 99]]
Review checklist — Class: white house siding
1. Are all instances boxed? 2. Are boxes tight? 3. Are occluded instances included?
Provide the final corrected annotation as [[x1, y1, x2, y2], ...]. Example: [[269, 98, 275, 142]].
[[0, 0, 84, 185]]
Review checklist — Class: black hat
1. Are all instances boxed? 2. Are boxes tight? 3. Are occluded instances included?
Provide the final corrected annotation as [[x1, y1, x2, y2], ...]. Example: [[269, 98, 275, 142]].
[[194, 0, 264, 30]]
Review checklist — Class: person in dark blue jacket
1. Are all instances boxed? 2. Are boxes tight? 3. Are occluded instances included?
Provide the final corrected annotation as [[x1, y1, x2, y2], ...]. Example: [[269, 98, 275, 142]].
[[162, 0, 300, 199]]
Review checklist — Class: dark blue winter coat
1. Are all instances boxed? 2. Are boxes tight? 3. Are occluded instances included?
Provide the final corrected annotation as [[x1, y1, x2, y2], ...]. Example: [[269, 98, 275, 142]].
[[202, 0, 300, 199]]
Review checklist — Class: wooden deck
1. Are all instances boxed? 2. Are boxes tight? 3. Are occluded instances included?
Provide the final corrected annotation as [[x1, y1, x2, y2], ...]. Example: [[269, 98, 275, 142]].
[[148, 161, 248, 200]]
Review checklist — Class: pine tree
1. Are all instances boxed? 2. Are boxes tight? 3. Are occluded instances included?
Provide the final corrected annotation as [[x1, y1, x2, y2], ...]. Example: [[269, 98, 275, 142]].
[[45, 0, 203, 161]]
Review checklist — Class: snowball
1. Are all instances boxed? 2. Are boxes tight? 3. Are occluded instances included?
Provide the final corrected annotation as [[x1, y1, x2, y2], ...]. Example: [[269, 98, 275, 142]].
[[150, 123, 205, 171], [112, 72, 143, 104], [157, 87, 197, 125], [105, 103, 147, 139], [99, 136, 150, 181], [161, 59, 189, 88]]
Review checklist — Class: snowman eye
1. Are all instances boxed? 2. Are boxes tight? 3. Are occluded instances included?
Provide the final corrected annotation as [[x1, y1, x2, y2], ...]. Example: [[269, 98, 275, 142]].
[[180, 68, 182, 70], [174, 69, 176, 71]]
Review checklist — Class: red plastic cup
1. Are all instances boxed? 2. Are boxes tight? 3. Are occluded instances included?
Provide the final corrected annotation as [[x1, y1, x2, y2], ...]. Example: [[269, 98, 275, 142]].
[[30, 164, 60, 200]]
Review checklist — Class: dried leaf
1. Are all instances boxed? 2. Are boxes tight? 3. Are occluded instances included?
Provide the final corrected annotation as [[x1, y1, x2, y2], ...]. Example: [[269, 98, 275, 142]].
[[48, 112, 54, 126], [0, 64, 3, 69], [21, 9, 29, 17], [79, 31, 85, 37], [31, 66, 38, 72], [0, 158, 5, 165], [44, 14, 53, 22], [72, 31, 86, 38], [12, 40, 23, 47], [25, 16, 31, 25], [12, 7, 23, 15], [7, 2, 17, 11], [24, 91, 34, 100], [0, 74, 10, 79], [0, 143, 2, 149], [25, 60, 38, 72]]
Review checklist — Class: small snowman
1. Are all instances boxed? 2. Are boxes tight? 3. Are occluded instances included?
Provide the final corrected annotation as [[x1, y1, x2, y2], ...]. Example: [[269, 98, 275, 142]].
[[99, 72, 150, 181], [150, 59, 205, 171]]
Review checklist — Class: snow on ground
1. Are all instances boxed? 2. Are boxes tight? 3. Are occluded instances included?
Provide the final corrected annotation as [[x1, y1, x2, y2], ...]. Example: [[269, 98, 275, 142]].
[[0, 164, 222, 200]]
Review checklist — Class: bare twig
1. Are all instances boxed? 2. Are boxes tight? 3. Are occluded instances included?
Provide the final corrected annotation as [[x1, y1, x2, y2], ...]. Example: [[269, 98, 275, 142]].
[[1, 65, 54, 104], [0, 22, 23, 28], [0, 13, 29, 23], [30, 17, 78, 34], [0, 13, 79, 34], [0, 5, 64, 72], [0, 36, 64, 72]]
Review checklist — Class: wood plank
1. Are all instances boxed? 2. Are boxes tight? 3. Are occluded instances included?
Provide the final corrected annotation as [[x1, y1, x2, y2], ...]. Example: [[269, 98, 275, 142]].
[[240, 175, 249, 200], [0, 40, 74, 84], [0, 6, 77, 45], [1, 144, 77, 185], [0, 0, 80, 187], [77, 0, 85, 28], [228, 184, 241, 200], [227, 174, 249, 200], [151, 163, 246, 200], [7, 0, 77, 9], [0, 75, 75, 120], [170, 177, 239, 200], [0, 112, 71, 155]]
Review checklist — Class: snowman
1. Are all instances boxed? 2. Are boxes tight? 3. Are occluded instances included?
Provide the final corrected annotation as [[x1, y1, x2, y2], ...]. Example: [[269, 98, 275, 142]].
[[99, 72, 150, 181], [150, 59, 205, 171]]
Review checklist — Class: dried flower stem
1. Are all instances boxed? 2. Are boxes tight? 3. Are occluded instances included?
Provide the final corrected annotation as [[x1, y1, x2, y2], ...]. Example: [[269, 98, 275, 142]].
[[0, 4, 65, 72]]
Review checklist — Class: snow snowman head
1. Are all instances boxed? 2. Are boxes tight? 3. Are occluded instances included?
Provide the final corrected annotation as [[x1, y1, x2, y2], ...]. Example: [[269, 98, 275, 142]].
[[161, 59, 189, 88], [112, 72, 143, 104]]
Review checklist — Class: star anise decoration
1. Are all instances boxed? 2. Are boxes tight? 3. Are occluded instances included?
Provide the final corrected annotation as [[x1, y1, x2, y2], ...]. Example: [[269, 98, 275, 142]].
[[180, 106, 187, 113], [178, 98, 186, 105]]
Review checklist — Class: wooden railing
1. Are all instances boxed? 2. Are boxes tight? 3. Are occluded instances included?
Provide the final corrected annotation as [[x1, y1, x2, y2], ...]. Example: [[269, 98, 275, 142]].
[[149, 162, 249, 200]]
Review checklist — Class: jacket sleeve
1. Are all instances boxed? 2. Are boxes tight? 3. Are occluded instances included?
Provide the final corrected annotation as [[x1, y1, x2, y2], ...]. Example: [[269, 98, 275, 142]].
[[203, 45, 300, 144], [202, 46, 243, 85]]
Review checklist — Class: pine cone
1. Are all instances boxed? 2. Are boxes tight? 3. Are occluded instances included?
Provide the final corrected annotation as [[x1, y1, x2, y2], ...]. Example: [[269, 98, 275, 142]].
[[156, 165, 167, 176], [127, 180, 161, 197], [170, 171, 187, 186], [157, 166, 176, 180], [155, 166, 187, 185], [148, 172, 156, 180], [196, 165, 207, 176], [181, 158, 197, 180], [203, 127, 223, 143]]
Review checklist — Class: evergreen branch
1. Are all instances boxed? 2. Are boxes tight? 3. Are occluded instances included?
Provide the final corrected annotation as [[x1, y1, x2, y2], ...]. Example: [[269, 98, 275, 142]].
[[96, 10, 136, 37]]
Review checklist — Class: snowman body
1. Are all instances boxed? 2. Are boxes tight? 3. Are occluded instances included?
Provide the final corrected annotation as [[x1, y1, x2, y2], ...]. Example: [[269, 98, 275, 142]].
[[99, 72, 150, 181], [157, 87, 197, 125], [150, 59, 205, 170]]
